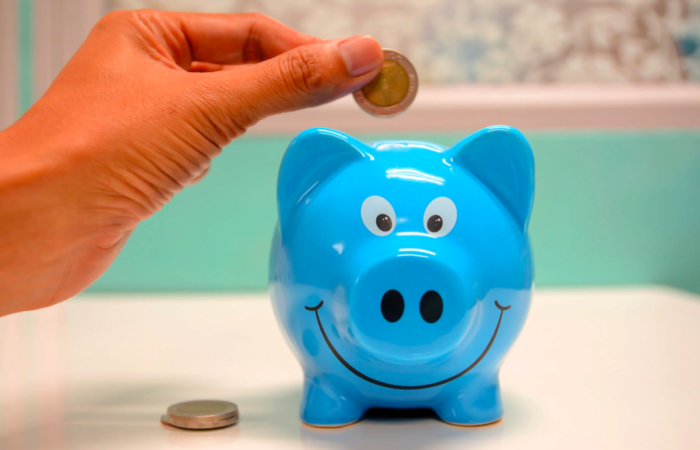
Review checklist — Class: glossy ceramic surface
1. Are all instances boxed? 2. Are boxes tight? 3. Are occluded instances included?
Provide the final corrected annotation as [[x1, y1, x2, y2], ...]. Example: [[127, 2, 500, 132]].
[[269, 126, 535, 427]]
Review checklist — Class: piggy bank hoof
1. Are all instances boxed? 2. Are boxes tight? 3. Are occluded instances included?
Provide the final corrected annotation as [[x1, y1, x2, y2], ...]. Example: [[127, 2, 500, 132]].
[[442, 418, 502, 427], [433, 383, 503, 426], [301, 379, 365, 428], [435, 407, 503, 427], [302, 419, 360, 429]]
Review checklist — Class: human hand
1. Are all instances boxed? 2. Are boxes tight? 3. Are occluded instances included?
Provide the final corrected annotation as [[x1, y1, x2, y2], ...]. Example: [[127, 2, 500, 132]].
[[0, 10, 383, 315]]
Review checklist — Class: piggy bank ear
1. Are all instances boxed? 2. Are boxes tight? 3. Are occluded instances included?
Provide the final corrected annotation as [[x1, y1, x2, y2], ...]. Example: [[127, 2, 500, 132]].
[[451, 126, 535, 231], [277, 128, 366, 228]]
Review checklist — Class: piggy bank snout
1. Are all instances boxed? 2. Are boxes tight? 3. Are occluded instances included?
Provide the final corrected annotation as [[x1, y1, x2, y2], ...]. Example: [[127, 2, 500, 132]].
[[349, 255, 475, 363], [380, 289, 444, 324]]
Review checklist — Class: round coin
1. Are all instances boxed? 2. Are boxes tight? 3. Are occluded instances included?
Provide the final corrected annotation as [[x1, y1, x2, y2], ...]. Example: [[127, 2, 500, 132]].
[[163, 413, 239, 430], [167, 400, 238, 423], [353, 49, 418, 117]]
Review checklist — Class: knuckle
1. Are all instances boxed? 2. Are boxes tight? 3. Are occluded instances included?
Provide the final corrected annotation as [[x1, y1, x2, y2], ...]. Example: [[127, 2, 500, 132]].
[[127, 9, 165, 27], [245, 12, 267, 22], [95, 10, 129, 28], [100, 10, 128, 22], [185, 80, 252, 139], [283, 47, 324, 96], [99, 9, 140, 25], [95, 9, 150, 31]]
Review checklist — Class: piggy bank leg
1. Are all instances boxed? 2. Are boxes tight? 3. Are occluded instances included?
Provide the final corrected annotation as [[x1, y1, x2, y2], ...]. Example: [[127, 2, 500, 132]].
[[300, 376, 365, 427], [433, 375, 503, 426]]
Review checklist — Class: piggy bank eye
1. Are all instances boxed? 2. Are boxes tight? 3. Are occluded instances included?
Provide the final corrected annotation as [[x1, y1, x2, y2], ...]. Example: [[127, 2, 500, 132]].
[[424, 197, 457, 237], [361, 196, 396, 236]]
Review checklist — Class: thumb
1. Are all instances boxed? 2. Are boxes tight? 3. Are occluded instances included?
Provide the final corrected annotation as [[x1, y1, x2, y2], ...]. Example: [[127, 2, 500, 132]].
[[215, 35, 384, 126]]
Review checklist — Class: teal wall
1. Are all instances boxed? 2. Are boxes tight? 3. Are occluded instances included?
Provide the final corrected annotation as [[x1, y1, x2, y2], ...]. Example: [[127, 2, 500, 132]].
[[88, 130, 700, 294]]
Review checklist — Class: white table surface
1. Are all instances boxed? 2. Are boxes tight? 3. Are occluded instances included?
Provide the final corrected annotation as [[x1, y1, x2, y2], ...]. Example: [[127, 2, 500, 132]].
[[1, 287, 699, 450]]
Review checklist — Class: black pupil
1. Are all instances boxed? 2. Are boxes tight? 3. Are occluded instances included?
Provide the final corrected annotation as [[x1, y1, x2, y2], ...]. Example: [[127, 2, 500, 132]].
[[376, 214, 392, 232], [427, 215, 443, 232]]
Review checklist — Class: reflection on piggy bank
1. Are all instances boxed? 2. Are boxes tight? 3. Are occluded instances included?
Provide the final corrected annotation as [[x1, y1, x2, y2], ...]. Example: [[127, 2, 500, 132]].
[[269, 126, 534, 427]]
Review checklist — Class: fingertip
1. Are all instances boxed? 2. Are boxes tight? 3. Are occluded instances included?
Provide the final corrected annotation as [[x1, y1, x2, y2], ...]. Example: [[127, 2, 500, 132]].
[[338, 35, 384, 77], [189, 167, 210, 185]]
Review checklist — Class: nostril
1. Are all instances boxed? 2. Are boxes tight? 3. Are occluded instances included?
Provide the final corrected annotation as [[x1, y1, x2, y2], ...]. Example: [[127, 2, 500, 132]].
[[381, 289, 404, 323], [420, 291, 443, 323]]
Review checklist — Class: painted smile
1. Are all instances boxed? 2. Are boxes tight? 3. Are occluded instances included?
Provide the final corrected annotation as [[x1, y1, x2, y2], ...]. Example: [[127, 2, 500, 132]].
[[305, 300, 510, 390]]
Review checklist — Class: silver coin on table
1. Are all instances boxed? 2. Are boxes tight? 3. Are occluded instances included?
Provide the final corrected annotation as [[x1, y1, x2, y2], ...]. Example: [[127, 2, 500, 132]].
[[163, 400, 239, 430], [353, 49, 418, 118], [162, 413, 239, 430]]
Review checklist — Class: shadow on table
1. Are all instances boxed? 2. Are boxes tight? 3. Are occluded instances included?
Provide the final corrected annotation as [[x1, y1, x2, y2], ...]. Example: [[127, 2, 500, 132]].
[[238, 386, 534, 450]]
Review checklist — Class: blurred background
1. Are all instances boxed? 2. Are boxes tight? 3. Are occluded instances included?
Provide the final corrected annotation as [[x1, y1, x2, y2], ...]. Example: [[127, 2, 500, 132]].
[[1, 0, 699, 294]]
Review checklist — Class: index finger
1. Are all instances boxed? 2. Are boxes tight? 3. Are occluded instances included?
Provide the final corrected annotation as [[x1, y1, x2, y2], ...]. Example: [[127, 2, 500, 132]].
[[130, 11, 322, 67]]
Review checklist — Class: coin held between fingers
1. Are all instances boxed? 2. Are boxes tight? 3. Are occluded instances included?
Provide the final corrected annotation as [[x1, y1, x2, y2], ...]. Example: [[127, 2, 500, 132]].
[[353, 49, 418, 117]]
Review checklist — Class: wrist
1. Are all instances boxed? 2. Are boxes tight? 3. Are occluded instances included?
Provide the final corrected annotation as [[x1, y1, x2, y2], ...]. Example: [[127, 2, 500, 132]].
[[0, 118, 92, 315]]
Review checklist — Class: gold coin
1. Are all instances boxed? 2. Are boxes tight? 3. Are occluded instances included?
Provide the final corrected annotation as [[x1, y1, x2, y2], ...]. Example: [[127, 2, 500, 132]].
[[361, 60, 410, 107], [353, 49, 418, 117]]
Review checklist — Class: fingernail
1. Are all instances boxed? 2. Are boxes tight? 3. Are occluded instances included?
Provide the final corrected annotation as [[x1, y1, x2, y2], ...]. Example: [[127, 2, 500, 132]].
[[338, 35, 383, 77]]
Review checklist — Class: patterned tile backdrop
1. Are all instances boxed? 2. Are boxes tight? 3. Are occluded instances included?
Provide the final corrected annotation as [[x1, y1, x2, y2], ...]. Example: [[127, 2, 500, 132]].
[[109, 0, 700, 83]]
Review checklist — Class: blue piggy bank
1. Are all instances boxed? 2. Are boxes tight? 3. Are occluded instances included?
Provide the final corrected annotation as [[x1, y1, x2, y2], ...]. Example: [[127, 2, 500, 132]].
[[270, 126, 534, 427]]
